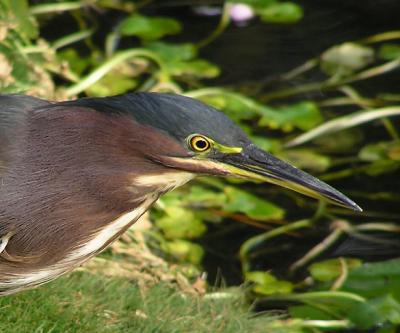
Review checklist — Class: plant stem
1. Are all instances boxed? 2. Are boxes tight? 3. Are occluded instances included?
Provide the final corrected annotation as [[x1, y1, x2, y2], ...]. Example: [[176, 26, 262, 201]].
[[361, 30, 400, 44], [240, 219, 312, 272], [52, 29, 94, 50], [196, 2, 232, 48], [262, 58, 400, 102], [290, 221, 349, 272], [65, 49, 168, 97], [267, 290, 366, 303], [286, 106, 400, 148], [331, 257, 348, 290], [30, 2, 86, 15]]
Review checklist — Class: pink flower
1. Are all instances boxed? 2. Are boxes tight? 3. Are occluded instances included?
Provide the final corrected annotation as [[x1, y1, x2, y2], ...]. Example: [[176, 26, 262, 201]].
[[230, 3, 254, 23]]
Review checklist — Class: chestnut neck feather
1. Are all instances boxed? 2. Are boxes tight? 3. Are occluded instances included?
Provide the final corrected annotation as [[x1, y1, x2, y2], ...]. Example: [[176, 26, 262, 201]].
[[0, 105, 188, 282]]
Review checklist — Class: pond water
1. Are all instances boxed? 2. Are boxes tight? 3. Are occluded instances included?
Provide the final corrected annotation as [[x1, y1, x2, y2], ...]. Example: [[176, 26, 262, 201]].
[[150, 0, 400, 284]]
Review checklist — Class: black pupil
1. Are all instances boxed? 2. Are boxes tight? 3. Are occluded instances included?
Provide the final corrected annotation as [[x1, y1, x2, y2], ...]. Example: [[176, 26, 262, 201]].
[[195, 139, 207, 150]]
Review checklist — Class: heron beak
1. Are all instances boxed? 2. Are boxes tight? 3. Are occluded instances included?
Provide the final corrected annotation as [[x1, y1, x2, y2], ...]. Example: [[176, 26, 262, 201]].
[[219, 144, 362, 212]]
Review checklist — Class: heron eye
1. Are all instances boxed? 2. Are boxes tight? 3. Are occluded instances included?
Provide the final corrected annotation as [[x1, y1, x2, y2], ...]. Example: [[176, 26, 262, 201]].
[[189, 135, 211, 152]]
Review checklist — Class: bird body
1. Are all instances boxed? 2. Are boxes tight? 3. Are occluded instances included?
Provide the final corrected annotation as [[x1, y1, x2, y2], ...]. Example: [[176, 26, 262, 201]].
[[0, 93, 361, 295]]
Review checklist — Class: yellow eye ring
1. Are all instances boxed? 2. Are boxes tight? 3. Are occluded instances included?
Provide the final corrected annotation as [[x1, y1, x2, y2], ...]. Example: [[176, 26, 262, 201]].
[[188, 135, 211, 152]]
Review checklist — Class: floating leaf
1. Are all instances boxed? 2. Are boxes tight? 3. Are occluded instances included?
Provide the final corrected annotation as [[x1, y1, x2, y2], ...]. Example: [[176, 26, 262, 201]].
[[342, 258, 400, 301], [373, 295, 400, 325], [347, 301, 383, 329], [379, 43, 400, 61], [289, 305, 336, 321], [347, 296, 400, 329], [146, 41, 219, 78], [321, 42, 374, 76], [162, 239, 204, 264], [232, 0, 303, 24], [198, 94, 260, 121], [156, 206, 207, 239], [169, 60, 220, 78], [309, 258, 362, 282], [245, 271, 293, 295], [184, 186, 226, 208], [364, 160, 400, 176], [258, 2, 303, 24], [359, 140, 400, 175], [259, 101, 323, 131], [251, 136, 280, 152], [189, 89, 322, 131], [146, 41, 196, 61], [359, 141, 400, 162], [120, 14, 181, 40], [223, 187, 284, 220]]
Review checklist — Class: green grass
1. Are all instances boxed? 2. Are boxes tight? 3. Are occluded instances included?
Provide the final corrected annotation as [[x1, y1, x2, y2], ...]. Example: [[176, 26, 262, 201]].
[[0, 270, 284, 333]]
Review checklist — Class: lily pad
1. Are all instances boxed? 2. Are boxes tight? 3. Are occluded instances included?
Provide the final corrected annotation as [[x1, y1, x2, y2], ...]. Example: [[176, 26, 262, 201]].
[[120, 14, 181, 40], [223, 186, 284, 220], [245, 271, 293, 295], [162, 239, 204, 264], [259, 101, 323, 131], [156, 206, 207, 239], [321, 42, 374, 76]]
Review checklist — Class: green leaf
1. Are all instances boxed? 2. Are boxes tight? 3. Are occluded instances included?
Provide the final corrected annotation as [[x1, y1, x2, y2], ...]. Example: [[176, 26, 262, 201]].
[[168, 59, 220, 78], [146, 41, 196, 61], [9, 0, 38, 39], [309, 258, 362, 282], [281, 149, 331, 172], [120, 14, 181, 40], [347, 301, 382, 329], [342, 258, 400, 301], [359, 141, 400, 162], [364, 160, 400, 176], [223, 187, 284, 220], [379, 43, 400, 60], [162, 239, 204, 264], [289, 305, 336, 321], [258, 2, 303, 24], [198, 95, 260, 121], [312, 129, 364, 153], [86, 72, 137, 97], [245, 271, 293, 295], [347, 296, 400, 329], [259, 101, 323, 131], [190, 90, 322, 131], [373, 295, 400, 325], [145, 41, 219, 78], [321, 42, 374, 76], [156, 206, 207, 239], [184, 186, 226, 207], [251, 136, 280, 153], [58, 49, 91, 76], [232, 0, 303, 24]]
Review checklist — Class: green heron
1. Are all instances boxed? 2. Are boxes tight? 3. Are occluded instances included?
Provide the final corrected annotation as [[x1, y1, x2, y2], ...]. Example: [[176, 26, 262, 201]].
[[0, 92, 361, 295]]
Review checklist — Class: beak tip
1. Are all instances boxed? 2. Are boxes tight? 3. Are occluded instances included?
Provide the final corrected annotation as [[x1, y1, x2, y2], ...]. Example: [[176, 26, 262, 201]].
[[343, 199, 362, 212], [352, 203, 363, 213]]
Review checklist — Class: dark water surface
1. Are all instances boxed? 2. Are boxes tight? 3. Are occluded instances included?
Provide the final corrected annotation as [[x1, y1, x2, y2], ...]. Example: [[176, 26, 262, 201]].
[[150, 0, 400, 284]]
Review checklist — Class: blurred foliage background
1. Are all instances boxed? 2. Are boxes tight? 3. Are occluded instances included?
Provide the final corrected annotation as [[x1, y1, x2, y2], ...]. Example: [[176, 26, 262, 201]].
[[1, 0, 400, 332]]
